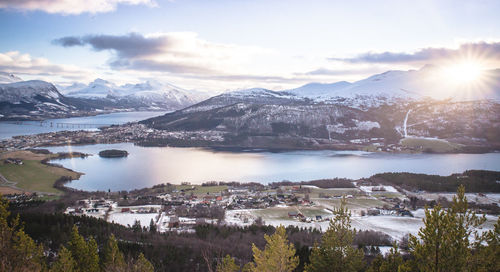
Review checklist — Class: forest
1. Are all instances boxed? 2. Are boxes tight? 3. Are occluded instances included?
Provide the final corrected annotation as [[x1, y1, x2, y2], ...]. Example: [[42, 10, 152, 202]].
[[371, 170, 500, 192], [1, 185, 499, 271]]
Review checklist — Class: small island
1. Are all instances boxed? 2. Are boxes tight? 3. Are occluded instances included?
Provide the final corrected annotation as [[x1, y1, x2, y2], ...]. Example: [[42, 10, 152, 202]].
[[98, 149, 129, 158]]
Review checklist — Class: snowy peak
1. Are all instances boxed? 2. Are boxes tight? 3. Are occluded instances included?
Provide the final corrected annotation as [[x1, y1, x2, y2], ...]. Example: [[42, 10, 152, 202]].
[[61, 78, 209, 110], [0, 80, 62, 103], [287, 81, 352, 98], [227, 88, 293, 99], [285, 66, 500, 102], [0, 72, 23, 84]]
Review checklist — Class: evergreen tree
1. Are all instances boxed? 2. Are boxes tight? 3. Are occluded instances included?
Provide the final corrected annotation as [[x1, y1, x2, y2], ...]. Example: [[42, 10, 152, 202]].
[[149, 219, 157, 233], [11, 227, 46, 271], [405, 185, 486, 272], [249, 225, 299, 272], [51, 246, 76, 272], [469, 217, 500, 271], [68, 225, 88, 270], [132, 220, 142, 233], [68, 225, 100, 272], [216, 254, 239, 272], [0, 195, 45, 271], [102, 234, 127, 272], [305, 197, 365, 272], [132, 253, 155, 272], [379, 243, 403, 272], [86, 237, 100, 272]]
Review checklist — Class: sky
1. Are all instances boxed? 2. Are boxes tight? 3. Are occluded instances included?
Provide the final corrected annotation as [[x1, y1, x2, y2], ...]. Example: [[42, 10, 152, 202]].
[[0, 0, 499, 92]]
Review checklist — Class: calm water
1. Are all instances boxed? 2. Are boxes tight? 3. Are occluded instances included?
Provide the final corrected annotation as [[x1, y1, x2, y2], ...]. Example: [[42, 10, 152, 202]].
[[45, 143, 500, 191], [0, 111, 167, 139]]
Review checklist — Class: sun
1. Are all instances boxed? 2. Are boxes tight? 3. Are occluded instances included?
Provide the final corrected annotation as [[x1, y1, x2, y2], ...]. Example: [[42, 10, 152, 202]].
[[441, 60, 484, 85]]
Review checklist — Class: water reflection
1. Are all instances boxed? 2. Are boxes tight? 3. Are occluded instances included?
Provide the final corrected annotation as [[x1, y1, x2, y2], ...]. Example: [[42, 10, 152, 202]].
[[45, 143, 500, 192], [0, 111, 167, 139]]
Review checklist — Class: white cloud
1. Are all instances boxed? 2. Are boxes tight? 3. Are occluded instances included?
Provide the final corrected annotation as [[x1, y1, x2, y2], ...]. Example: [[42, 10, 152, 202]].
[[0, 0, 156, 15], [0, 51, 94, 81]]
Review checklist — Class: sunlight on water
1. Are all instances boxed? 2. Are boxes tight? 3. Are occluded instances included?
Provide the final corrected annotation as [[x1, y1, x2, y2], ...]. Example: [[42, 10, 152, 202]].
[[44, 143, 500, 192]]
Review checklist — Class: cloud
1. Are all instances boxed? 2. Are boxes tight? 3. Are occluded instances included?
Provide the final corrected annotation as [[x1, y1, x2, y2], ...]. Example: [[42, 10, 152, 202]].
[[332, 41, 500, 64], [53, 33, 166, 58], [53, 32, 272, 77], [0, 51, 92, 80], [0, 0, 156, 15]]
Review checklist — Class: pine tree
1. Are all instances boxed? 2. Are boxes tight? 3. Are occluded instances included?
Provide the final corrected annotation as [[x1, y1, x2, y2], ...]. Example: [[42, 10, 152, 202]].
[[68, 225, 99, 272], [149, 218, 157, 233], [11, 227, 46, 271], [216, 254, 239, 272], [51, 246, 76, 272], [305, 197, 365, 272], [405, 185, 486, 272], [249, 225, 299, 272], [132, 220, 142, 233], [0, 195, 45, 271], [132, 253, 155, 272], [68, 225, 87, 271], [469, 217, 500, 271], [379, 243, 403, 272], [102, 234, 127, 272], [86, 237, 100, 272]]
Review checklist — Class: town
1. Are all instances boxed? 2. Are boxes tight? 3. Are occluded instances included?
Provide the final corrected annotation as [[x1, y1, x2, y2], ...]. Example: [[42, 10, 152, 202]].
[[56, 178, 498, 241]]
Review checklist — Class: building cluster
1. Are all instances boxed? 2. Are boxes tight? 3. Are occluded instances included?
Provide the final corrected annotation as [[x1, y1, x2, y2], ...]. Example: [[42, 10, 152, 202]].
[[0, 123, 226, 149]]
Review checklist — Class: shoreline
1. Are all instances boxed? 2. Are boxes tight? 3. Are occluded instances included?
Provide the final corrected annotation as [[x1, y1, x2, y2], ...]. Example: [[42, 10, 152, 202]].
[[0, 108, 168, 122]]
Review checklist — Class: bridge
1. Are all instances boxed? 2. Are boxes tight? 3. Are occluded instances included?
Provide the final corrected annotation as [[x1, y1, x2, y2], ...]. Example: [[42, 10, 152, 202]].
[[6, 121, 115, 129]]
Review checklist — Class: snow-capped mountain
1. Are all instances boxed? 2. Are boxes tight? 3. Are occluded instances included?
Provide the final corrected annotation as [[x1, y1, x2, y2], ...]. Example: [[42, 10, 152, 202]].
[[0, 80, 79, 119], [62, 79, 209, 110], [143, 65, 500, 151], [65, 78, 120, 98], [285, 65, 500, 102], [0, 72, 23, 84], [0, 80, 62, 103], [287, 81, 352, 98]]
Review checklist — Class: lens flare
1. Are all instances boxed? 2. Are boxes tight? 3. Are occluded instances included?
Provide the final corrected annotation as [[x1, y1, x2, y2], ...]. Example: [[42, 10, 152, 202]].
[[440, 60, 485, 86]]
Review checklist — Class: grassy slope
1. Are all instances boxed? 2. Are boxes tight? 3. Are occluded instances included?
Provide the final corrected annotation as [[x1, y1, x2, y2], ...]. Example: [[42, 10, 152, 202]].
[[401, 137, 462, 153], [0, 151, 80, 194]]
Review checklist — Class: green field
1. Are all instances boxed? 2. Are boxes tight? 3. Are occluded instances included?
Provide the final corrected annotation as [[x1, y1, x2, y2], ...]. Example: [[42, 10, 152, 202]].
[[401, 137, 462, 153], [0, 160, 80, 194]]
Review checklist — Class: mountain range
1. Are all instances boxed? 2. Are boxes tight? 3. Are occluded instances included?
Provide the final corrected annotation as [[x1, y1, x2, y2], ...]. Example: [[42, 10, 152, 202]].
[[0, 74, 209, 120], [1, 66, 499, 152], [141, 66, 500, 151]]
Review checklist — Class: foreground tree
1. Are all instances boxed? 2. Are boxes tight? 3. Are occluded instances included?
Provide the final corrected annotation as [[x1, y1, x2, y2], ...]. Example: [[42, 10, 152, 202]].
[[102, 234, 127, 272], [132, 253, 155, 272], [469, 217, 500, 271], [305, 197, 365, 272], [0, 196, 45, 272], [68, 225, 100, 272], [216, 255, 239, 272], [368, 243, 403, 272], [51, 246, 76, 272], [405, 185, 486, 271], [248, 225, 299, 272]]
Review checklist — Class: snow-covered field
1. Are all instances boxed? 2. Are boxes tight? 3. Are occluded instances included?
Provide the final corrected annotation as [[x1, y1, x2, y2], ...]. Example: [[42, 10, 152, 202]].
[[416, 192, 500, 205], [108, 213, 159, 228], [225, 208, 498, 241], [359, 185, 398, 193]]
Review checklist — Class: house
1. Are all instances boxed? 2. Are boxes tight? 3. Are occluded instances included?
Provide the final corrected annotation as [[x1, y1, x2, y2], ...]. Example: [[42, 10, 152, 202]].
[[168, 216, 180, 228], [288, 211, 298, 217], [4, 158, 23, 165]]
